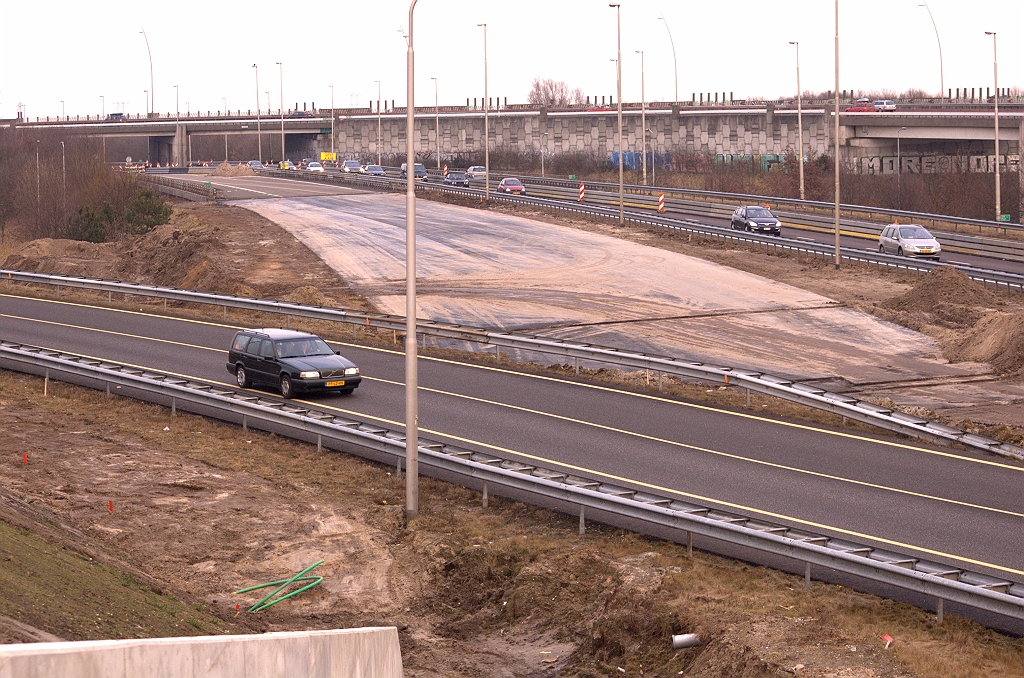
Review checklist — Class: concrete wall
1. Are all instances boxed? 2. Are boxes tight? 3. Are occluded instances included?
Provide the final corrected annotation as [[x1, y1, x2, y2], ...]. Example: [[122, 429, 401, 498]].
[[0, 627, 403, 678]]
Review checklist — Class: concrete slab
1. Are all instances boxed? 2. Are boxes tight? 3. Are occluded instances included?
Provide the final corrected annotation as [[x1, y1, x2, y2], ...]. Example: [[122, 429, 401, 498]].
[[0, 627, 402, 678], [237, 193, 987, 386]]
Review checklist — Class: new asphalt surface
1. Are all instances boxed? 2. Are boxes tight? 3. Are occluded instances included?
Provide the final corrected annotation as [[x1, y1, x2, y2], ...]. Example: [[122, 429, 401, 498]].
[[2, 293, 1023, 589]]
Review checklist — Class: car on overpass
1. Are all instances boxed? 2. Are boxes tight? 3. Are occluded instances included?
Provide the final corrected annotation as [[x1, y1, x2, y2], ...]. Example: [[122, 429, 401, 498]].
[[847, 98, 875, 112], [730, 206, 782, 235], [878, 224, 940, 258], [872, 99, 897, 112], [227, 329, 361, 399]]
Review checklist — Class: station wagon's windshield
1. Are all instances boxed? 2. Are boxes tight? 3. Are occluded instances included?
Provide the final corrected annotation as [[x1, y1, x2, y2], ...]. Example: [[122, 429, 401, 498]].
[[899, 226, 932, 239], [275, 338, 335, 358]]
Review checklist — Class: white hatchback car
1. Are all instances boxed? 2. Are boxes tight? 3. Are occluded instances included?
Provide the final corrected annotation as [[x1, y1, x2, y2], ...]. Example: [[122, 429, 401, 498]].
[[878, 224, 940, 259], [466, 165, 487, 179], [307, 162, 325, 172]]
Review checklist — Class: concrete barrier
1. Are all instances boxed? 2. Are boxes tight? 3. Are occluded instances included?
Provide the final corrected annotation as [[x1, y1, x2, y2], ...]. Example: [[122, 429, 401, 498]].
[[0, 627, 403, 678]]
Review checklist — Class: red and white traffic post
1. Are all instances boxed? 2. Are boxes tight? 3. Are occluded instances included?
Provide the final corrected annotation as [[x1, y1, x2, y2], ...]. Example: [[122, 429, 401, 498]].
[[578, 182, 585, 202], [658, 192, 665, 212]]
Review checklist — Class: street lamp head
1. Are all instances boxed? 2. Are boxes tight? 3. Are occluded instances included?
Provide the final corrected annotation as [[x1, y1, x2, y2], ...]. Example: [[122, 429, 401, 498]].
[[789, 41, 798, 45], [476, 22, 485, 27], [609, 3, 619, 7], [985, 31, 995, 35]]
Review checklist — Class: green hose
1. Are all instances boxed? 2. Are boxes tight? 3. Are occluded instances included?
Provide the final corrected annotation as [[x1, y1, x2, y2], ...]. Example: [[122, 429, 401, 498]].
[[233, 560, 324, 612]]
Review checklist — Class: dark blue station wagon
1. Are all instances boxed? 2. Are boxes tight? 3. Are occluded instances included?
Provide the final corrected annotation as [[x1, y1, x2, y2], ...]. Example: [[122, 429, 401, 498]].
[[226, 328, 361, 399]]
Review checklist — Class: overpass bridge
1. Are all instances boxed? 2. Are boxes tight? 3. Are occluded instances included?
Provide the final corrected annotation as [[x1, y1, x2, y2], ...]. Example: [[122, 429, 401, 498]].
[[4, 102, 1022, 176]]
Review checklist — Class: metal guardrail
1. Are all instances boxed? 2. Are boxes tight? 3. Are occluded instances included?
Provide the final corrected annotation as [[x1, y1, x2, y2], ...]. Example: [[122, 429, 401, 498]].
[[3, 268, 1023, 463], [1, 340, 1021, 622], [138, 174, 221, 200]]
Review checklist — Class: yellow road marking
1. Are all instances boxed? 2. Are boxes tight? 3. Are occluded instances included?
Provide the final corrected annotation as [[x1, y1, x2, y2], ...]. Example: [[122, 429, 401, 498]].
[[0, 312, 227, 353], [14, 337, 1022, 576]]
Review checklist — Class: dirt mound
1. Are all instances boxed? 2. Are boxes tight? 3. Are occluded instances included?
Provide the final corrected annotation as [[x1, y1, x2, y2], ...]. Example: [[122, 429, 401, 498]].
[[115, 223, 228, 291], [211, 162, 256, 177], [2, 238, 118, 279], [948, 312, 1024, 374], [285, 285, 331, 306], [883, 265, 1001, 313]]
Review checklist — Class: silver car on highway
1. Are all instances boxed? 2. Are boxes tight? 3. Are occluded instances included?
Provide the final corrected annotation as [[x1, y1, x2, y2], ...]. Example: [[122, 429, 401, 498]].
[[878, 224, 941, 259]]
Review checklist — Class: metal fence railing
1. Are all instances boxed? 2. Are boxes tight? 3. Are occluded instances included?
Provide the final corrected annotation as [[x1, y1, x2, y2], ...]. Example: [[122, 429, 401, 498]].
[[3, 268, 1022, 463], [2, 340, 1021, 623]]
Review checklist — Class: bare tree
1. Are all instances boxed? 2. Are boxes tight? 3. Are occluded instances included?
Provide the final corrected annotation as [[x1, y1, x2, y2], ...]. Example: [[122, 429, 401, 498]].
[[528, 78, 586, 107]]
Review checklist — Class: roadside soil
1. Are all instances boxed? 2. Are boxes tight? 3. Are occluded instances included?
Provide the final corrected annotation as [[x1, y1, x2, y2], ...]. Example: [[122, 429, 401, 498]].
[[3, 370, 1024, 677]]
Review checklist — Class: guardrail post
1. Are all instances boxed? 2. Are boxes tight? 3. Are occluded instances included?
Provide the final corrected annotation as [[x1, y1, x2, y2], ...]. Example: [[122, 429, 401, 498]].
[[242, 415, 247, 432], [44, 369, 48, 396], [163, 299, 167, 312], [108, 290, 112, 304], [936, 598, 944, 624], [687, 531, 692, 558], [285, 315, 290, 329], [352, 324, 357, 340], [482, 480, 488, 508], [658, 371, 663, 392], [495, 345, 500, 362], [805, 562, 812, 588], [574, 357, 579, 375], [56, 285, 60, 300], [746, 388, 751, 407], [106, 382, 110, 397], [171, 397, 176, 417], [396, 456, 402, 479], [317, 434, 322, 453], [223, 306, 227, 321], [579, 505, 586, 535]]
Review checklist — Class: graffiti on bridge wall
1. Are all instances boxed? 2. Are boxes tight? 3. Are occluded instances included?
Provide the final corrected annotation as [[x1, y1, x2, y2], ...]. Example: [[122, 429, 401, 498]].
[[859, 155, 1021, 175]]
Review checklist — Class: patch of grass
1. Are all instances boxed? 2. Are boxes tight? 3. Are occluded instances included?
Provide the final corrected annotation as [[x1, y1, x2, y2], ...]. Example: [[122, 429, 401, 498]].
[[0, 519, 234, 641]]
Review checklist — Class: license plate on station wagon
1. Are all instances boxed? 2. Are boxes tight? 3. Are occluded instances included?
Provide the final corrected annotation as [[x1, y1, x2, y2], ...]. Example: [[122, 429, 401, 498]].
[[326, 380, 346, 387]]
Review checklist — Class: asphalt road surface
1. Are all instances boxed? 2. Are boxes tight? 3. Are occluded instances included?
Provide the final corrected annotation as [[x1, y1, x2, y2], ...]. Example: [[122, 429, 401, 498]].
[[2, 294, 1022, 590]]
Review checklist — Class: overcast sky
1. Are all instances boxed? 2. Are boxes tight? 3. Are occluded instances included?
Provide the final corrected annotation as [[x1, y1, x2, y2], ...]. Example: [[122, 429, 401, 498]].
[[2, 0, 1020, 119]]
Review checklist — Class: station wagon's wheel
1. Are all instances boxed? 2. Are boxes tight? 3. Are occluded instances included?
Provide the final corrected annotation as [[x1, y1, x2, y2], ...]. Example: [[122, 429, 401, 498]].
[[879, 244, 885, 253], [897, 247, 904, 256], [235, 365, 250, 388], [279, 374, 294, 399], [339, 388, 354, 395]]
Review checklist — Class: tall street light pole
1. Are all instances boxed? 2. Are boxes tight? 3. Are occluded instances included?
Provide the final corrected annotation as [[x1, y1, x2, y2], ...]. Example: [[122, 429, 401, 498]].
[[35, 140, 40, 231], [611, 3, 624, 226], [60, 141, 66, 223], [404, 0, 421, 519], [253, 65, 263, 163], [658, 13, 678, 103], [431, 77, 440, 170], [174, 85, 179, 124], [477, 23, 489, 200], [636, 50, 647, 185], [897, 126, 907, 201], [61, 101, 64, 119], [789, 41, 805, 200], [100, 95, 105, 118], [376, 80, 382, 165], [985, 31, 1000, 222], [919, 2, 944, 97], [833, 0, 841, 269], [144, 90, 149, 116], [140, 28, 154, 115], [330, 84, 335, 162], [277, 62, 285, 160]]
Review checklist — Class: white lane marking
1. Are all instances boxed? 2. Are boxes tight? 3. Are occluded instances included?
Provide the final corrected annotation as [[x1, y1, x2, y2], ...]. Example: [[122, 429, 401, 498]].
[[203, 181, 282, 197]]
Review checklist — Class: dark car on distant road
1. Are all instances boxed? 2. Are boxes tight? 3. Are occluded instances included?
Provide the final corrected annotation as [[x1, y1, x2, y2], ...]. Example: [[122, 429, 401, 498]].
[[226, 328, 361, 399], [364, 164, 387, 177], [443, 171, 470, 187], [496, 177, 526, 195], [730, 206, 782, 235]]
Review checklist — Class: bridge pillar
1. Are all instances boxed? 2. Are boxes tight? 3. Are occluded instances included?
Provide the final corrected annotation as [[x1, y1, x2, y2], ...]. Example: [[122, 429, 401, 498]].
[[172, 124, 188, 166]]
